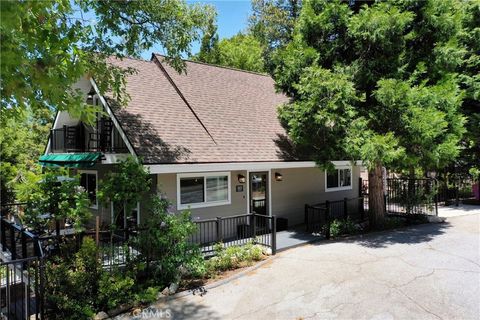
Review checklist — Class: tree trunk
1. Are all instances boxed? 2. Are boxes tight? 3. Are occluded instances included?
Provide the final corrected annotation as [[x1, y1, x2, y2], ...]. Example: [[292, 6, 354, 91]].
[[368, 162, 385, 229]]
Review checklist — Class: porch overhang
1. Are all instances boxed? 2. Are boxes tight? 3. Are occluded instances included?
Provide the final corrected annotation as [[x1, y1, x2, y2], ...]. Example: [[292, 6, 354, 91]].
[[39, 152, 102, 168], [145, 160, 364, 174]]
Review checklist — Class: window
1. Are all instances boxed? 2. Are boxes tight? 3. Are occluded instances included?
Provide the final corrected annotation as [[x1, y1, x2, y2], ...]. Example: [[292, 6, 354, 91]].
[[177, 172, 230, 209], [80, 171, 97, 208], [180, 177, 204, 204], [326, 167, 352, 192]]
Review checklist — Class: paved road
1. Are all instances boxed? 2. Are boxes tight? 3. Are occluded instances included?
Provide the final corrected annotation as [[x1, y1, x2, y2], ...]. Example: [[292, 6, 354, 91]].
[[151, 211, 480, 320]]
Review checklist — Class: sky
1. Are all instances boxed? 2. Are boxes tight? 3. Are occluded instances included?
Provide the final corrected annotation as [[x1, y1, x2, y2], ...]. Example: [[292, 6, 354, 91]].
[[141, 0, 252, 59]]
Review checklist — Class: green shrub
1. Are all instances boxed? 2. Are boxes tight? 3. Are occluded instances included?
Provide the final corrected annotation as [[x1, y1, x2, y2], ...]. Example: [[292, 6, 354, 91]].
[[98, 271, 135, 310], [134, 286, 160, 305], [44, 238, 102, 320], [329, 218, 358, 237], [206, 242, 265, 275]]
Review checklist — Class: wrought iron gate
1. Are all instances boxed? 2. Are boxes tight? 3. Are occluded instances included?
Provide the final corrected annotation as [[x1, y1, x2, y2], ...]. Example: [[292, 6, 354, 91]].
[[0, 257, 44, 320]]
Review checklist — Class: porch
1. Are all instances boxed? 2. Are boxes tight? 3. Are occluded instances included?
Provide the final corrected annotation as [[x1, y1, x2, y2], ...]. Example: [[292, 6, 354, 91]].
[[276, 225, 324, 251]]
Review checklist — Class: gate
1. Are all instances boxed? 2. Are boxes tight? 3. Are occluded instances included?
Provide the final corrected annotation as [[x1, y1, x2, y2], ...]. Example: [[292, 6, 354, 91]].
[[0, 257, 44, 320]]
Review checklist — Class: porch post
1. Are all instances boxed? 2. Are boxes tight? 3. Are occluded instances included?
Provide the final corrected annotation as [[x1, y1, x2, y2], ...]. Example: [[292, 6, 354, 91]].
[[344, 197, 348, 220]]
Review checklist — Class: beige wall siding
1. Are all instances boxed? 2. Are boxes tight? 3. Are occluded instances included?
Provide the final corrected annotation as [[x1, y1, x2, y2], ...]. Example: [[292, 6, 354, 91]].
[[270, 166, 361, 226], [157, 170, 248, 220], [156, 166, 361, 226]]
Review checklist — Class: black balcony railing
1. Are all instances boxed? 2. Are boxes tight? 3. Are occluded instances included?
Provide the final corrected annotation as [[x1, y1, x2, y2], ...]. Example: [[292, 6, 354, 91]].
[[50, 120, 128, 153]]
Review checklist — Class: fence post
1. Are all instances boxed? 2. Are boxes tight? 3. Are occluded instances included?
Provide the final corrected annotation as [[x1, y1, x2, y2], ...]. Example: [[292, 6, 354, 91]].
[[304, 204, 308, 231], [39, 257, 46, 319], [216, 217, 223, 243], [360, 197, 365, 221], [325, 201, 331, 240], [344, 197, 348, 220], [383, 194, 387, 214], [10, 223, 16, 260], [455, 180, 459, 207], [33, 236, 42, 257], [21, 230, 27, 259], [359, 177, 363, 197], [271, 215, 276, 255], [1, 218, 6, 251], [55, 219, 61, 245], [252, 214, 256, 241]]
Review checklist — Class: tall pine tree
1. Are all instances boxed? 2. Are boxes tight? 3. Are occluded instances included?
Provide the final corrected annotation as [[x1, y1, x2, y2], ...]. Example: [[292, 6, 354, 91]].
[[275, 0, 467, 228]]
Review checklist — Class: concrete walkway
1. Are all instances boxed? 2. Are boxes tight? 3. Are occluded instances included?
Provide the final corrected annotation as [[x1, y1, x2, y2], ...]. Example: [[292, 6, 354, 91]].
[[145, 212, 480, 320], [438, 203, 480, 218]]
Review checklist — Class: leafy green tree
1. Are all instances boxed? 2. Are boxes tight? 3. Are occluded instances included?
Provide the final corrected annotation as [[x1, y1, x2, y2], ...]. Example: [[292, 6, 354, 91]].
[[216, 33, 266, 72], [194, 32, 266, 73], [97, 156, 151, 228], [457, 0, 480, 180], [0, 107, 53, 206], [195, 12, 220, 65], [134, 196, 205, 286], [14, 169, 91, 232], [275, 0, 466, 228], [1, 0, 214, 122], [249, 0, 301, 71]]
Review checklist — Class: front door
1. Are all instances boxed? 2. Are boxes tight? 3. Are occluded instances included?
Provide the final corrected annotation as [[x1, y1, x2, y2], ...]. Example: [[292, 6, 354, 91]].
[[250, 172, 268, 215]]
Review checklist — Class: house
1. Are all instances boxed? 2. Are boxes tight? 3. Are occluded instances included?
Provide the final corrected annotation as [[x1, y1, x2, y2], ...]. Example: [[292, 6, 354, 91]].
[[40, 54, 362, 229]]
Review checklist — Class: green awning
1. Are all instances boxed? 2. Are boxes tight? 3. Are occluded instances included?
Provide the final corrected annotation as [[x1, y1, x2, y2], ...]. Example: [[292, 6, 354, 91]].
[[39, 153, 102, 168]]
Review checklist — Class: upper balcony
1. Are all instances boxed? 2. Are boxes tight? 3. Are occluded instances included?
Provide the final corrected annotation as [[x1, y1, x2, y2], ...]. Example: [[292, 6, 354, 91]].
[[49, 117, 129, 154]]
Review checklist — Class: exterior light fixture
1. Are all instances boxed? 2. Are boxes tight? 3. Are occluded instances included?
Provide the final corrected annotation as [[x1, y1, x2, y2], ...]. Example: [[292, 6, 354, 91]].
[[86, 88, 95, 105], [275, 172, 283, 181], [238, 174, 246, 183]]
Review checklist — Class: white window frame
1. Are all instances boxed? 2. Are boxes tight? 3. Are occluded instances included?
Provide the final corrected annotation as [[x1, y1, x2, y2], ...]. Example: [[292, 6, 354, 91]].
[[176, 172, 231, 210], [325, 166, 353, 192], [79, 170, 98, 209]]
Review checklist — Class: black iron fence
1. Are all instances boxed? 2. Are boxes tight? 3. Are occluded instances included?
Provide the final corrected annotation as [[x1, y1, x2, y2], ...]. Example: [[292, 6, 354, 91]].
[[0, 256, 45, 320], [305, 197, 365, 238], [436, 177, 476, 205], [0, 218, 44, 261], [385, 178, 437, 215], [189, 214, 276, 255], [361, 178, 439, 216]]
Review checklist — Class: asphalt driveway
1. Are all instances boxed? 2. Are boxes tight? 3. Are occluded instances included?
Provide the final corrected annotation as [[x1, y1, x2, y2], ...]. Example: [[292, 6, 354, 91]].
[[150, 210, 480, 320]]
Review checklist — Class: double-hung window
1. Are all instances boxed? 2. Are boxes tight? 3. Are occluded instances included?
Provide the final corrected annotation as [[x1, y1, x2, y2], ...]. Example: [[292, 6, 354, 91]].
[[326, 166, 352, 192], [80, 171, 98, 208], [177, 172, 230, 209]]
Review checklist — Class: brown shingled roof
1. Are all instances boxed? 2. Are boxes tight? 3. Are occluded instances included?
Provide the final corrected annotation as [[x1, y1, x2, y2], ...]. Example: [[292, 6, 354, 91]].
[[106, 54, 303, 164]]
